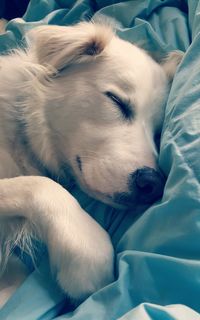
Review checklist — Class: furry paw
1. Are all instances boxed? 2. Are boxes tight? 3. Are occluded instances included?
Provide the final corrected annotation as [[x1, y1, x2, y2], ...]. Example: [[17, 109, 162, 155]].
[[44, 193, 114, 301], [56, 235, 114, 302], [34, 179, 114, 301]]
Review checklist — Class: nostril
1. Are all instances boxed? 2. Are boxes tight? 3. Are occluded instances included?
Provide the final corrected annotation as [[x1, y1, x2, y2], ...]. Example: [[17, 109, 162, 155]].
[[138, 182, 154, 195], [132, 167, 165, 203], [135, 168, 157, 194]]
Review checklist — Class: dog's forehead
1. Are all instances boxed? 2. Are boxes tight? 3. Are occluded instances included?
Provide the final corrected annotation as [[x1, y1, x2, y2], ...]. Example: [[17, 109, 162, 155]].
[[103, 37, 161, 86], [107, 37, 149, 66], [95, 42, 160, 97]]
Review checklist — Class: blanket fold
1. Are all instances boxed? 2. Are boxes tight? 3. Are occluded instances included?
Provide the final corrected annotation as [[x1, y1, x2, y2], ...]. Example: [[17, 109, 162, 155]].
[[0, 1, 200, 319]]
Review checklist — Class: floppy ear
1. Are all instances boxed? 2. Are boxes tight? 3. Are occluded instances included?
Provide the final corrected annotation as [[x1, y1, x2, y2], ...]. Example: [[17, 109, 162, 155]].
[[162, 50, 184, 80], [29, 22, 113, 71]]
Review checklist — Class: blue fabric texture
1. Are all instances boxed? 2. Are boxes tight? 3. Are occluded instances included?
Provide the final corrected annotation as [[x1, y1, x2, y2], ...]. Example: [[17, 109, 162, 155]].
[[0, 0, 200, 319]]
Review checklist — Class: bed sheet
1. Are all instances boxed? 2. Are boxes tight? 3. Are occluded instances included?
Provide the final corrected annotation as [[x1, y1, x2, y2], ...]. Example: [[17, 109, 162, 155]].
[[0, 1, 200, 319]]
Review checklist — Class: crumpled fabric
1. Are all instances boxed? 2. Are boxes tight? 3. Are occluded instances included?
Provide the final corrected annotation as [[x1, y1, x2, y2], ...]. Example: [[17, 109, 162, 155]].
[[0, 1, 200, 319]]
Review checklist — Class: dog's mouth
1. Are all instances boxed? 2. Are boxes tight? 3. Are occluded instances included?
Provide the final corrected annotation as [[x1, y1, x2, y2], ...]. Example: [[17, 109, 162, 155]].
[[74, 181, 165, 210], [76, 155, 82, 172], [74, 156, 165, 209]]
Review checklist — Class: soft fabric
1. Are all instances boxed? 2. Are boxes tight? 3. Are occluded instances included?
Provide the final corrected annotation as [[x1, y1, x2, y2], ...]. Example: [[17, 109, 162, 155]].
[[0, 0, 200, 319]]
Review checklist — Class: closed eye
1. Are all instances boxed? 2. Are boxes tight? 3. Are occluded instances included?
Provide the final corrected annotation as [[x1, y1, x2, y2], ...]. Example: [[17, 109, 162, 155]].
[[105, 91, 134, 121]]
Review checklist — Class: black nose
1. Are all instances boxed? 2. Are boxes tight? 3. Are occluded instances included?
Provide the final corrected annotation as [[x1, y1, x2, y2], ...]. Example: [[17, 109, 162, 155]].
[[131, 167, 165, 203]]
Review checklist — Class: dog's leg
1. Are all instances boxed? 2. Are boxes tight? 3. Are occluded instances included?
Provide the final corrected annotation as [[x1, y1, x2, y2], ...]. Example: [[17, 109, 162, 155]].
[[0, 176, 114, 301]]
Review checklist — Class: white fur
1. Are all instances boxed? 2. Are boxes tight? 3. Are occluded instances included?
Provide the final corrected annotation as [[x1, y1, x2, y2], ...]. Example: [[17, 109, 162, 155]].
[[0, 19, 7, 34], [0, 22, 181, 306]]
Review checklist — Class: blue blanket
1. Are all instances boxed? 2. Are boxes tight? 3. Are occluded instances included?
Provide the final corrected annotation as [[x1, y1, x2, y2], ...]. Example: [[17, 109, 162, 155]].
[[0, 1, 200, 319]]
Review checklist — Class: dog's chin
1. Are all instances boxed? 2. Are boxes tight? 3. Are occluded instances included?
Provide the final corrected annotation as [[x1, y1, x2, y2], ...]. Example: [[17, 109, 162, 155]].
[[85, 189, 126, 209], [76, 183, 134, 209], [72, 172, 141, 209], [85, 190, 149, 210], [78, 184, 156, 210], [74, 181, 126, 209], [96, 195, 128, 210]]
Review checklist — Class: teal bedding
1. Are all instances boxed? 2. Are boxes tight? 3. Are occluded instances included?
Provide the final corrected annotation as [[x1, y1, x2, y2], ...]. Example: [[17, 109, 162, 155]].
[[0, 0, 200, 319]]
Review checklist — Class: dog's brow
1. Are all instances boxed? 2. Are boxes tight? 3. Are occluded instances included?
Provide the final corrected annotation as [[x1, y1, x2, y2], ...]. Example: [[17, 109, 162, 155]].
[[105, 91, 134, 121]]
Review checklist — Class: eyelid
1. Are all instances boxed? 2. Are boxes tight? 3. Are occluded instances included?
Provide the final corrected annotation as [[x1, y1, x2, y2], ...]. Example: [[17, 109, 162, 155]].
[[105, 91, 127, 104], [105, 91, 134, 121]]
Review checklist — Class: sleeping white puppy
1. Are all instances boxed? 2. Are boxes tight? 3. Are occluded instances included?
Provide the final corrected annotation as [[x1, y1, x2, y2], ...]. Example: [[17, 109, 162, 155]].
[[0, 22, 182, 305]]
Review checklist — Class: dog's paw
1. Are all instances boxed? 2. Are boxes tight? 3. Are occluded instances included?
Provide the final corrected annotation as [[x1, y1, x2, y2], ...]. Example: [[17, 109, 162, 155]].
[[33, 179, 114, 301], [42, 190, 114, 301], [53, 216, 114, 301], [55, 232, 114, 302]]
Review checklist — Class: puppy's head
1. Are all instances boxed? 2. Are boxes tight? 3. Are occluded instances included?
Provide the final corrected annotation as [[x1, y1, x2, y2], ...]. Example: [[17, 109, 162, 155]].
[[30, 22, 182, 208]]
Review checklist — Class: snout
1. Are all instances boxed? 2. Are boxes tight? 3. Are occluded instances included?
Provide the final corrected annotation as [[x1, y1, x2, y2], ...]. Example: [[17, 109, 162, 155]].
[[114, 167, 165, 207], [132, 167, 165, 203]]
